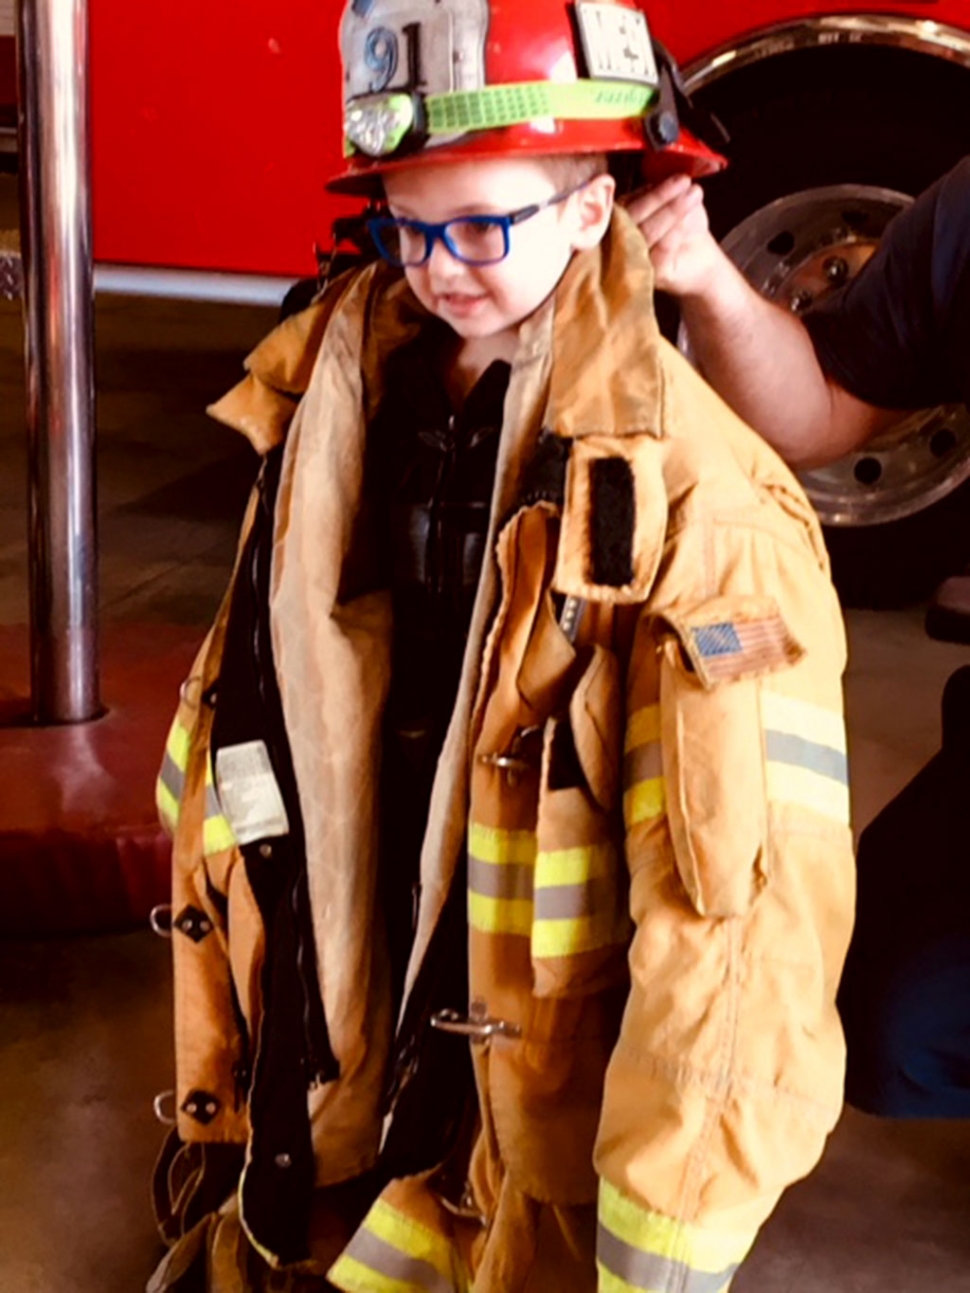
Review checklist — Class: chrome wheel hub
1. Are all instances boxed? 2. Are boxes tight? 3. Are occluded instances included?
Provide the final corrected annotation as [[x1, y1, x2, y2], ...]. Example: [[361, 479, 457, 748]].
[[687, 184, 970, 526]]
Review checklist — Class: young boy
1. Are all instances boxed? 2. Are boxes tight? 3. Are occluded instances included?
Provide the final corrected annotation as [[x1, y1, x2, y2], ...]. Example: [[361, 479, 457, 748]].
[[151, 2, 855, 1290]]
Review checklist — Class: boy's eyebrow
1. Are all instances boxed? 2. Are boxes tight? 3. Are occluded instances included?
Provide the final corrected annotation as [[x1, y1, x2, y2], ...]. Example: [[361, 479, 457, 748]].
[[384, 198, 526, 220]]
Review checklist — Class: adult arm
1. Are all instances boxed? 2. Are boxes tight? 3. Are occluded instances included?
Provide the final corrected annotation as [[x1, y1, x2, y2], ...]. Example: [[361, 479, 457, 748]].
[[626, 177, 901, 466]]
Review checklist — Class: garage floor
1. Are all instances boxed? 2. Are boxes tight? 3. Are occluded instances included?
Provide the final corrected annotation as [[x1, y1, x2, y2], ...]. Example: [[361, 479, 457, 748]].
[[1, 173, 969, 1292]]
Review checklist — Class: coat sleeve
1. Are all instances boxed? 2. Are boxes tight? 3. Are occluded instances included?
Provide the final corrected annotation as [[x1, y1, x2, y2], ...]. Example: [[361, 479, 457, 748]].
[[593, 514, 855, 1292]]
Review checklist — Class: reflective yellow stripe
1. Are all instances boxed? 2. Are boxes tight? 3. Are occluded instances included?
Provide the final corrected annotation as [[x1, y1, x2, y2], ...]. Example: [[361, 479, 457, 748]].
[[538, 843, 613, 889], [532, 842, 628, 958], [766, 761, 850, 823], [468, 822, 535, 936], [762, 691, 850, 824], [761, 690, 845, 750], [167, 717, 190, 768], [156, 714, 236, 850], [624, 706, 665, 828], [625, 704, 661, 752], [329, 1255, 420, 1293], [623, 779, 665, 828], [468, 891, 533, 937], [156, 717, 191, 833], [468, 822, 536, 864], [532, 909, 628, 958], [328, 1198, 465, 1293], [598, 1180, 753, 1293], [202, 756, 236, 854], [203, 813, 237, 855]]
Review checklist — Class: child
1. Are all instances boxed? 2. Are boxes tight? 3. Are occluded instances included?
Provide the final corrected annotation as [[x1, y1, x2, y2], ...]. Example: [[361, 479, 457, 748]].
[[151, 2, 855, 1290]]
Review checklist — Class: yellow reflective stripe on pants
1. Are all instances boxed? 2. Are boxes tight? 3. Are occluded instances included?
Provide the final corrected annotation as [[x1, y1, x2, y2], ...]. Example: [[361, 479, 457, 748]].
[[532, 842, 627, 958], [598, 1181, 753, 1293], [623, 704, 664, 829], [155, 718, 190, 834], [762, 690, 850, 824], [467, 822, 535, 936], [328, 1198, 466, 1293]]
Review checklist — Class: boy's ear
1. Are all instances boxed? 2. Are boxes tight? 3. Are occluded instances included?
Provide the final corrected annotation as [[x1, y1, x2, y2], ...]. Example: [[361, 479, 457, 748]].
[[570, 173, 616, 251]]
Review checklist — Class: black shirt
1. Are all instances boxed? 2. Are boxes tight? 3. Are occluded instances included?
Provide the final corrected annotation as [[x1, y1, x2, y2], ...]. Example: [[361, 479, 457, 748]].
[[364, 327, 511, 1004], [367, 330, 510, 739], [804, 156, 970, 410]]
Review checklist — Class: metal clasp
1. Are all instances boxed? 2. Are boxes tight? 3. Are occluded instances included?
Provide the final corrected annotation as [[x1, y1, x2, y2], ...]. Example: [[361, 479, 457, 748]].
[[149, 904, 173, 938], [437, 1184, 487, 1226], [430, 999, 521, 1045], [477, 725, 543, 788], [152, 1090, 177, 1125]]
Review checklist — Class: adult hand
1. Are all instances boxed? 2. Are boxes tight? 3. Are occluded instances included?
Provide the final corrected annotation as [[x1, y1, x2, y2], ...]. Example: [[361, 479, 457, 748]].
[[625, 174, 723, 298]]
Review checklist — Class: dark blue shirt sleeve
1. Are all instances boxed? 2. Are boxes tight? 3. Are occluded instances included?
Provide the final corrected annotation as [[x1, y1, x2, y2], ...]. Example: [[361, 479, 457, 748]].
[[803, 156, 970, 410]]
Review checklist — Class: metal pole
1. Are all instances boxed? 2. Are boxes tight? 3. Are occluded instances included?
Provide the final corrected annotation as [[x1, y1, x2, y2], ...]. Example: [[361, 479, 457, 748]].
[[17, 0, 99, 722]]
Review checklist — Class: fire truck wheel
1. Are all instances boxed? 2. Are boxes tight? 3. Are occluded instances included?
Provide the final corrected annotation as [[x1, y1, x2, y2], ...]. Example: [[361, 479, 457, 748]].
[[689, 44, 970, 606]]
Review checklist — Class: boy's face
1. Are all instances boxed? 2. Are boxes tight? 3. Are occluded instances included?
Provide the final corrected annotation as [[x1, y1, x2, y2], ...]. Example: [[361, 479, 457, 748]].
[[383, 156, 609, 346]]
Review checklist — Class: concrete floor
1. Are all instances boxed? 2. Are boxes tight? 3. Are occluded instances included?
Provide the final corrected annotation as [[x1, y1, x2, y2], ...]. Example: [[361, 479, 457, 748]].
[[1, 171, 970, 1291]]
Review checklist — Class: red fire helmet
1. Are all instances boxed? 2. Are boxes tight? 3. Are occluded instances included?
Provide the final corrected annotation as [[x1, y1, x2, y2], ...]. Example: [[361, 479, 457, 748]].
[[328, 0, 725, 194]]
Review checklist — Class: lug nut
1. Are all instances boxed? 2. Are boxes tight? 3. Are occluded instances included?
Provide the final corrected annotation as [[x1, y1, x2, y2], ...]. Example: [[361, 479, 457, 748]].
[[823, 255, 849, 286]]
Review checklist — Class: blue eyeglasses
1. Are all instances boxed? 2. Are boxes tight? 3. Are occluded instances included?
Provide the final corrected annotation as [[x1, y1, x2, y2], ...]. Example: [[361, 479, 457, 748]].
[[366, 182, 588, 268]]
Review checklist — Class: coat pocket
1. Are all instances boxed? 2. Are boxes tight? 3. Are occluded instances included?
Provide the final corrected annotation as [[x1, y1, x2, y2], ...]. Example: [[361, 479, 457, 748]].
[[657, 595, 802, 918]]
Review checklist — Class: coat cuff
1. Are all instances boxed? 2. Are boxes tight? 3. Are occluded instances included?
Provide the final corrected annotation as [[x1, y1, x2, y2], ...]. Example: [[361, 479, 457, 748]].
[[596, 1179, 757, 1293]]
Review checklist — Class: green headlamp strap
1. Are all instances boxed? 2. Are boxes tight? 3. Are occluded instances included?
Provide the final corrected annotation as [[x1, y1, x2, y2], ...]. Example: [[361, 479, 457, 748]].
[[344, 78, 659, 158]]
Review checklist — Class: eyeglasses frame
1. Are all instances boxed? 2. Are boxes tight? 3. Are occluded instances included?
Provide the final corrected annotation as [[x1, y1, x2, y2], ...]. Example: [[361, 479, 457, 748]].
[[366, 180, 591, 268]]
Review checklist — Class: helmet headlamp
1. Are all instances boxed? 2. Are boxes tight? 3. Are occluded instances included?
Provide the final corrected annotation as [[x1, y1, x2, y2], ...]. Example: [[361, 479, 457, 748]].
[[345, 93, 425, 158]]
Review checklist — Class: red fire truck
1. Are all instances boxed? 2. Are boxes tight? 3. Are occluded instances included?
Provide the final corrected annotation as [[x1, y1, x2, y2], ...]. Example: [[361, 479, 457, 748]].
[[3, 1, 970, 596]]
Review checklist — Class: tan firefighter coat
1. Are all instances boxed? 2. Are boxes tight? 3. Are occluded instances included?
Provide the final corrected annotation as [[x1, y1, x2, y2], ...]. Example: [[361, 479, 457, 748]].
[[151, 208, 855, 1293]]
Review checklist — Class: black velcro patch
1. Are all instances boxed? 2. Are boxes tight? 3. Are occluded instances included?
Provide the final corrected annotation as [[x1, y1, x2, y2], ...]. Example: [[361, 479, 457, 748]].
[[589, 457, 635, 587], [519, 430, 571, 508]]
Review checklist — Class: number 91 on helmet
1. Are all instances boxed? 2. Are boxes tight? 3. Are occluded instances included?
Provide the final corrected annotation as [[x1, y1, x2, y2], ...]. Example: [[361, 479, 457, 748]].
[[328, 0, 727, 195]]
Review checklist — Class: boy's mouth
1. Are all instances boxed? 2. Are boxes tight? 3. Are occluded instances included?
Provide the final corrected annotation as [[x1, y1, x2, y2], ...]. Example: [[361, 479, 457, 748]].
[[437, 291, 488, 316]]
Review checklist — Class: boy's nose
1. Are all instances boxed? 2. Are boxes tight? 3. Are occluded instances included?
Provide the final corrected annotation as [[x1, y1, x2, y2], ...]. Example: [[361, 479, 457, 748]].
[[426, 235, 465, 279]]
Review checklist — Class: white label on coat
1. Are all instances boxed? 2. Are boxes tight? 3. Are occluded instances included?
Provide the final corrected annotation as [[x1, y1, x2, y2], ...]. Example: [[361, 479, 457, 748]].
[[215, 740, 290, 845], [575, 3, 658, 85]]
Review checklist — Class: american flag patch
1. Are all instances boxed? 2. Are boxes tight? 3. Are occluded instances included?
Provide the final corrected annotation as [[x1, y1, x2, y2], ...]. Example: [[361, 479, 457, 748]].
[[685, 611, 802, 685]]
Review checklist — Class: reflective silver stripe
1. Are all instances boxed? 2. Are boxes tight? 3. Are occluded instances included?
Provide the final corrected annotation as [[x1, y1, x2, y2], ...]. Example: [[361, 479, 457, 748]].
[[534, 875, 612, 920], [765, 730, 848, 784], [623, 741, 662, 786], [597, 1222, 738, 1293], [158, 751, 185, 803], [342, 1229, 458, 1293], [205, 784, 222, 818], [467, 855, 534, 902]]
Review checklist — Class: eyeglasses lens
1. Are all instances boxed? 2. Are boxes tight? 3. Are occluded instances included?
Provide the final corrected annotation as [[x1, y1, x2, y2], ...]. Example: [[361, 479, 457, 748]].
[[371, 217, 509, 266], [445, 218, 508, 265]]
